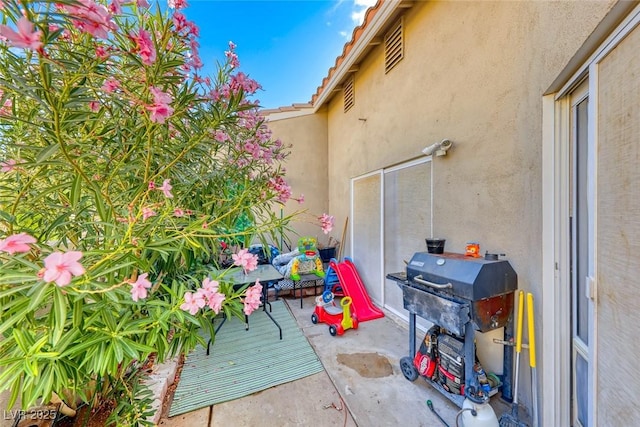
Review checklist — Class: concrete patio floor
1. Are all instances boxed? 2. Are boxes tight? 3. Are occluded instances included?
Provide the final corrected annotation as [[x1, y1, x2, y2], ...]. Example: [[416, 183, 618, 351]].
[[0, 293, 513, 427], [159, 294, 512, 427]]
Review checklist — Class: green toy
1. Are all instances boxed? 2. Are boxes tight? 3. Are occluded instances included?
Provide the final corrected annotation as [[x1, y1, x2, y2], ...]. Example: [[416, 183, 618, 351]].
[[290, 237, 325, 281]]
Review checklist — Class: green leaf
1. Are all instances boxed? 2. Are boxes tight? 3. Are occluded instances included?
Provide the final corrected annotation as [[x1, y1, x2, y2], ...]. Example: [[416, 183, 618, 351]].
[[70, 174, 82, 207], [27, 282, 51, 311], [60, 335, 109, 358], [8, 377, 20, 409], [102, 309, 116, 331], [36, 144, 60, 163], [0, 301, 31, 336], [52, 287, 68, 344], [124, 339, 156, 354], [12, 329, 29, 354], [0, 282, 35, 298], [112, 338, 124, 362], [0, 209, 15, 224], [55, 328, 81, 352], [72, 299, 83, 329], [120, 338, 139, 360]]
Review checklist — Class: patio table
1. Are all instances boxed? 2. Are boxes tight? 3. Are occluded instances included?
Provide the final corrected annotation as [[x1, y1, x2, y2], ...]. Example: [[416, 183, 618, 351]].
[[206, 264, 284, 355]]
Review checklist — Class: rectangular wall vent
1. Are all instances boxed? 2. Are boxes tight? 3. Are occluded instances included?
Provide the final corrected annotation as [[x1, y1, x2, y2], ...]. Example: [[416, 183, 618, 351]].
[[344, 77, 354, 112], [384, 18, 404, 74]]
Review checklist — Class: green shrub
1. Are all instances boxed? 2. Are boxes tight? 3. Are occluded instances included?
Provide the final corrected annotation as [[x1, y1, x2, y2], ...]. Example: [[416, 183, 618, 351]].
[[0, 0, 294, 414]]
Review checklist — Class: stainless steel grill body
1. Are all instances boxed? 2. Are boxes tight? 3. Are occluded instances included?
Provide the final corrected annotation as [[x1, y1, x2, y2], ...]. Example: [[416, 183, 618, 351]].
[[406, 251, 517, 301], [403, 251, 517, 335], [388, 251, 518, 407]]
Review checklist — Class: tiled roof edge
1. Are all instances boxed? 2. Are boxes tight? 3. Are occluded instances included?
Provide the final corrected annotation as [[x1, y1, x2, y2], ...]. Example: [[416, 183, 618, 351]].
[[260, 103, 313, 116], [310, 0, 385, 106]]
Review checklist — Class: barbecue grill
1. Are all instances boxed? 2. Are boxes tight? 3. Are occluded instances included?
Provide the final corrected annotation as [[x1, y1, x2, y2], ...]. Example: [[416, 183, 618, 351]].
[[387, 251, 517, 407]]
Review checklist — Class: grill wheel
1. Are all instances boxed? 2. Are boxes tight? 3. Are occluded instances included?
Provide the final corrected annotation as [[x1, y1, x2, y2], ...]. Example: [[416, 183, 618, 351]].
[[400, 356, 419, 381]]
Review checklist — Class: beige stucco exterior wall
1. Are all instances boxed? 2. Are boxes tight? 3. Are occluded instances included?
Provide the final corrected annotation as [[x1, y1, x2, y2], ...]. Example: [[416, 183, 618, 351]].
[[327, 0, 614, 275], [265, 110, 329, 250]]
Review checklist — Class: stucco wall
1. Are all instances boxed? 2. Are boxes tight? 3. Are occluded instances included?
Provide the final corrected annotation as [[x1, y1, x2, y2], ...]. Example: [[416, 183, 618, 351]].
[[327, 0, 614, 277], [265, 110, 329, 250]]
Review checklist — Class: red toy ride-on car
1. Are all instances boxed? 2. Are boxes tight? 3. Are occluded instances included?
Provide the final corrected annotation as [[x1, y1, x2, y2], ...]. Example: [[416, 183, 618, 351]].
[[311, 291, 358, 336]]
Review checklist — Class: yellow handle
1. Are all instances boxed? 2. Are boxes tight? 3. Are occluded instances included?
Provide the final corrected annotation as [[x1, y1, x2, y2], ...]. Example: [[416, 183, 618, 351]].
[[527, 292, 537, 368], [516, 290, 524, 353]]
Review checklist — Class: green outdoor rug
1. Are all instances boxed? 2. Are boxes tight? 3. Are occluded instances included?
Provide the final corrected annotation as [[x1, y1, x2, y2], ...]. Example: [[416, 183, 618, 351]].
[[169, 300, 324, 416]]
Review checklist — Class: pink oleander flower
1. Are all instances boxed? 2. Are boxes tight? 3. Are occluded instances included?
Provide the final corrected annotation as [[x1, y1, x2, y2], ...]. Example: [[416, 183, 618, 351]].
[[268, 176, 292, 204], [43, 251, 85, 287], [108, 0, 123, 14], [146, 87, 174, 124], [0, 17, 43, 51], [207, 291, 225, 314], [232, 248, 258, 273], [137, 0, 150, 8], [150, 86, 172, 105], [158, 179, 173, 198], [0, 233, 37, 254], [130, 272, 152, 301], [172, 12, 187, 33], [225, 41, 239, 68], [101, 77, 120, 93], [214, 130, 229, 142], [186, 21, 199, 38], [173, 208, 184, 217], [95, 45, 109, 60], [243, 280, 262, 315], [201, 277, 219, 294], [319, 213, 335, 235], [89, 100, 100, 112], [62, 0, 116, 39], [1, 159, 16, 172], [168, 0, 188, 10], [230, 72, 261, 95], [295, 194, 305, 204], [142, 207, 156, 220], [201, 278, 225, 314], [132, 28, 156, 66], [148, 181, 156, 189], [188, 55, 203, 70], [180, 290, 206, 315]]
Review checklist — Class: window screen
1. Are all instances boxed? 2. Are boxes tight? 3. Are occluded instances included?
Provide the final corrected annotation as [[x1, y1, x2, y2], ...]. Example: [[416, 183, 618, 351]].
[[352, 173, 382, 305], [384, 160, 432, 317]]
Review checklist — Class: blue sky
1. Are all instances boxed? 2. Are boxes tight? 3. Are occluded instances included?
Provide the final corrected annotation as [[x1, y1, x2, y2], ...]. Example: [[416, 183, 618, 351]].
[[183, 0, 376, 109]]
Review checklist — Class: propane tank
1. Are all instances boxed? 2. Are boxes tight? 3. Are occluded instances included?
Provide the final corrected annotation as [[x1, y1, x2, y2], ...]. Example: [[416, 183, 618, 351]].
[[459, 397, 499, 427]]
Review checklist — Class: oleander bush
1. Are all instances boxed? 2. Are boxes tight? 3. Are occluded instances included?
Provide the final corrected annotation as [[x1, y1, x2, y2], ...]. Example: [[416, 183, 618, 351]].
[[0, 0, 295, 420]]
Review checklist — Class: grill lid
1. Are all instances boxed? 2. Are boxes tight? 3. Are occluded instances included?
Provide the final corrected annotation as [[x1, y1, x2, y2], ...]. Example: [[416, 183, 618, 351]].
[[406, 251, 517, 301]]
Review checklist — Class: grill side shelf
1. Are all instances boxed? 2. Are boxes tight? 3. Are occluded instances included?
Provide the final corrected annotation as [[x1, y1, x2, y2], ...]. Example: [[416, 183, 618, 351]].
[[386, 272, 408, 284]]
